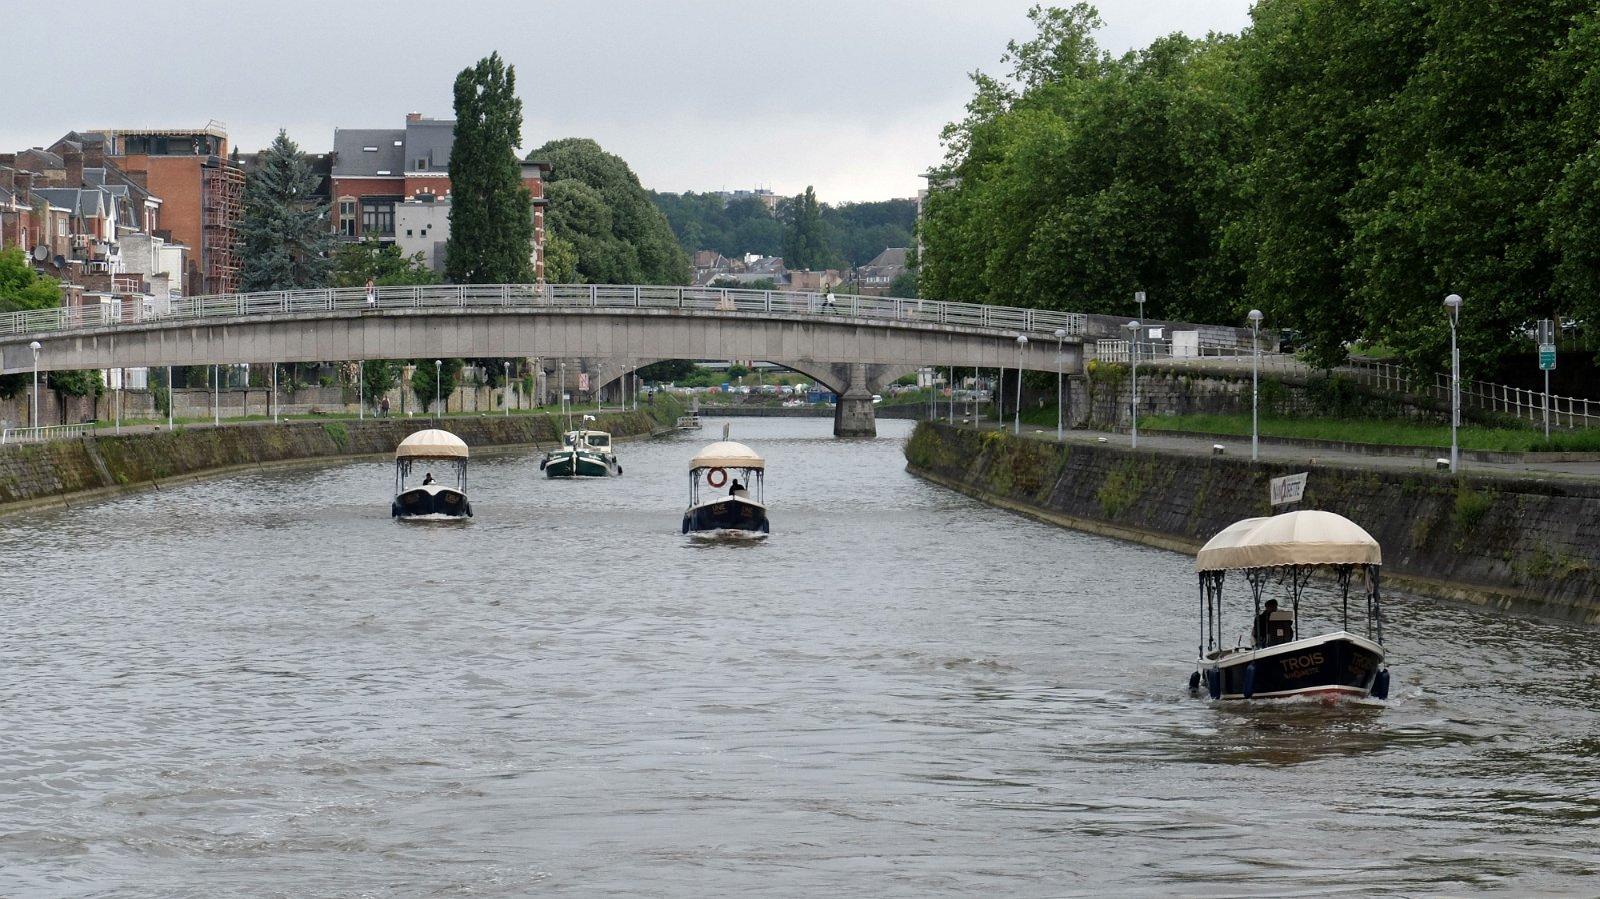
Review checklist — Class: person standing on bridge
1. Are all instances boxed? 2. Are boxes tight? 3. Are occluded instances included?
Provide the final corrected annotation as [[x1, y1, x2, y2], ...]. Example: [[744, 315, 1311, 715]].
[[825, 292, 837, 313], [365, 278, 376, 308]]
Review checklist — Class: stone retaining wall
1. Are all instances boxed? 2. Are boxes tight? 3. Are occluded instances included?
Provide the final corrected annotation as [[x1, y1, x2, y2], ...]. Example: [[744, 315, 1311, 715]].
[[905, 422, 1600, 623], [0, 397, 680, 515]]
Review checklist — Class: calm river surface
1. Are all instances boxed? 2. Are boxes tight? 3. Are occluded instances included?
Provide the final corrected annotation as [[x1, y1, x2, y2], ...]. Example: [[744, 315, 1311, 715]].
[[3, 417, 1599, 896]]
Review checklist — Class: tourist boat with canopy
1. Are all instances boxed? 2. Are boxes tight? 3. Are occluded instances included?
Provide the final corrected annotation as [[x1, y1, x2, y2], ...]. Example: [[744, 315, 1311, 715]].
[[391, 428, 473, 519], [540, 415, 622, 478], [1190, 510, 1390, 701], [683, 429, 768, 538]]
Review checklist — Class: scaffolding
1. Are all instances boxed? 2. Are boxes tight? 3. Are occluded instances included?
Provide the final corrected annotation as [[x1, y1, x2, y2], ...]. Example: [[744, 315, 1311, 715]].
[[201, 158, 243, 294]]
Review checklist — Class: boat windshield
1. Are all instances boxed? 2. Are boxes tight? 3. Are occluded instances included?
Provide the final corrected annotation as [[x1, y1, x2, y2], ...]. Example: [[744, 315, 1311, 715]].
[[586, 434, 610, 448]]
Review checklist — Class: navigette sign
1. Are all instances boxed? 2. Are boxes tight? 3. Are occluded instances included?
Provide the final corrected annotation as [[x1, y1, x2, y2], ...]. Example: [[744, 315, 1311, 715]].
[[1270, 472, 1308, 506]]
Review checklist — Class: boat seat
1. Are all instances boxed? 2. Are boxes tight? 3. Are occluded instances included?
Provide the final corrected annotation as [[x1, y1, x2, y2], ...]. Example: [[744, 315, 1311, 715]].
[[1266, 610, 1294, 645]]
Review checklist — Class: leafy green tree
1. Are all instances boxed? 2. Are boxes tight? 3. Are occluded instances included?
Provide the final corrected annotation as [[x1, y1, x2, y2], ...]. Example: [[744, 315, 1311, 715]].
[[543, 232, 578, 282], [889, 271, 919, 298], [411, 358, 464, 414], [636, 359, 697, 383], [0, 246, 61, 311], [782, 186, 831, 270], [446, 52, 536, 284], [361, 360, 401, 406], [331, 239, 440, 287], [238, 130, 332, 291], [533, 138, 689, 284]]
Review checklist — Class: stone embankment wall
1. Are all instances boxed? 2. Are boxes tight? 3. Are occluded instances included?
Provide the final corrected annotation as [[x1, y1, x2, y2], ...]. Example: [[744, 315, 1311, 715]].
[[0, 398, 680, 515], [905, 422, 1600, 623]]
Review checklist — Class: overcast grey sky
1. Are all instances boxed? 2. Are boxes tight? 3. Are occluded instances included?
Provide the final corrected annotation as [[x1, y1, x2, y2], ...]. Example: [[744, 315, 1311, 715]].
[[2, 0, 1252, 203]]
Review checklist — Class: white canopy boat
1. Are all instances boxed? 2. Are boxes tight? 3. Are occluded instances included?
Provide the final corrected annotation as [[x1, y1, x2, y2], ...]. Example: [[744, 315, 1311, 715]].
[[683, 433, 768, 538], [391, 429, 473, 519], [1192, 510, 1389, 701]]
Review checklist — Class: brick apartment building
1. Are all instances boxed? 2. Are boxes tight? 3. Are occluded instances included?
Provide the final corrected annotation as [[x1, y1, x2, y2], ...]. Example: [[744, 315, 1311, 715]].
[[88, 125, 244, 295], [330, 113, 550, 279]]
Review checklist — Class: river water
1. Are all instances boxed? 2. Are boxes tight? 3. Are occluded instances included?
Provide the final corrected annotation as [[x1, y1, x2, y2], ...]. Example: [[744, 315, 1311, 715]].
[[2, 417, 1598, 896]]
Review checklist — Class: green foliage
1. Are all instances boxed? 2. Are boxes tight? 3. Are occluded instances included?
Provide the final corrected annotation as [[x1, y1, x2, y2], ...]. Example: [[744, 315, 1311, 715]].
[[710, 276, 776, 291], [636, 360, 697, 382], [238, 130, 333, 291], [650, 192, 915, 269], [0, 246, 61, 311], [360, 360, 401, 406], [543, 232, 578, 283], [889, 270, 919, 298], [922, 1, 1600, 378], [446, 52, 536, 284], [51, 370, 103, 399], [781, 186, 830, 271], [322, 421, 349, 450], [1453, 485, 1493, 534], [1096, 459, 1146, 518], [411, 359, 464, 413], [533, 137, 689, 285], [331, 239, 440, 287]]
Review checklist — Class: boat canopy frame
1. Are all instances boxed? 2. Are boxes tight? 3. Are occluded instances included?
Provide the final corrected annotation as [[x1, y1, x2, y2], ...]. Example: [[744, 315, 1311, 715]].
[[395, 455, 467, 495], [1195, 511, 1384, 660]]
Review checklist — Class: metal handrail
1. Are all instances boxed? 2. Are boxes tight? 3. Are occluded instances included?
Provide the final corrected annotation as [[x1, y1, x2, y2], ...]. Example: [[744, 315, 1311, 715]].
[[0, 283, 1089, 342], [1, 422, 97, 444]]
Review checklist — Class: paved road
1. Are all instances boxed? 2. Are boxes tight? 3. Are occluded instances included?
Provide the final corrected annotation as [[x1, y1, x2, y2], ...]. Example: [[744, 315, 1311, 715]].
[[962, 419, 1600, 484]]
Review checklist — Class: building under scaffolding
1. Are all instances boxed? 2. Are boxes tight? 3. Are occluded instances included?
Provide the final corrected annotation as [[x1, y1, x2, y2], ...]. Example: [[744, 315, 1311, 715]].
[[92, 123, 245, 295]]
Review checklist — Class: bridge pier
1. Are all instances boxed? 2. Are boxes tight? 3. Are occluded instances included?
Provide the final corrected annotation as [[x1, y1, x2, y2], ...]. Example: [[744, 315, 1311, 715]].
[[832, 362, 877, 438]]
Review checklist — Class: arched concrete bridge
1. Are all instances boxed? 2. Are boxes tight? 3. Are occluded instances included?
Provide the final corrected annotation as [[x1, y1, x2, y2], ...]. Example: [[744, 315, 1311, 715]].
[[0, 284, 1087, 436]]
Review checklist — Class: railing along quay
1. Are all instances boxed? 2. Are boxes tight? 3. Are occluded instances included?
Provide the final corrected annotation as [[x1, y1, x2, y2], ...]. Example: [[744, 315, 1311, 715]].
[[1, 423, 97, 444], [0, 284, 1088, 342]]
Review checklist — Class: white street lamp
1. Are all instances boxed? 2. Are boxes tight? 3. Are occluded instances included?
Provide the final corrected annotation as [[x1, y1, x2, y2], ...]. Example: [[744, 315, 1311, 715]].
[[1014, 334, 1027, 435], [1125, 320, 1141, 448], [1135, 290, 1146, 322], [357, 361, 364, 421], [504, 361, 511, 417], [166, 365, 173, 431], [214, 363, 220, 426], [1054, 328, 1067, 441], [28, 341, 40, 429], [434, 359, 442, 418], [271, 363, 278, 423], [1445, 293, 1463, 473], [1248, 309, 1264, 461]]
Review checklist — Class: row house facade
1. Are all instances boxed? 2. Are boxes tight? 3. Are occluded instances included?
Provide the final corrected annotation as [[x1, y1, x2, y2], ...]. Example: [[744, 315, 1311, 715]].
[[330, 113, 550, 279]]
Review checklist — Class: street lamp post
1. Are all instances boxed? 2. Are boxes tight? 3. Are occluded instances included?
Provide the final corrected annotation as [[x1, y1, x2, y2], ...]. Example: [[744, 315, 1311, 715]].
[[1445, 294, 1463, 473], [1054, 328, 1067, 441], [214, 363, 220, 426], [1014, 335, 1027, 435], [271, 363, 278, 423], [166, 365, 173, 431], [357, 362, 363, 421], [948, 365, 955, 425], [1135, 290, 1146, 323], [1248, 309, 1264, 461], [503, 361, 511, 417], [434, 359, 442, 418], [1125, 320, 1140, 449], [560, 362, 567, 425], [28, 341, 40, 429]]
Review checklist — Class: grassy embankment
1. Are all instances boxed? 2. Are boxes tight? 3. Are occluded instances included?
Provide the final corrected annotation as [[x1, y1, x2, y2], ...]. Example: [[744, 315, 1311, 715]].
[[1141, 412, 1600, 453]]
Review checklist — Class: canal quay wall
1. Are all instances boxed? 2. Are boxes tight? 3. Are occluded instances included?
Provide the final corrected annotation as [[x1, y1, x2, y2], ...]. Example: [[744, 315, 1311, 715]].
[[905, 422, 1600, 623], [0, 397, 682, 517]]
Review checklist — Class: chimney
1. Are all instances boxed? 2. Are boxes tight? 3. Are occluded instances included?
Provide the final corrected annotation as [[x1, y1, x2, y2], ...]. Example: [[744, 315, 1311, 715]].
[[406, 112, 423, 123], [84, 141, 105, 169], [0, 153, 14, 167], [15, 171, 34, 195], [63, 145, 83, 186], [0, 167, 13, 194]]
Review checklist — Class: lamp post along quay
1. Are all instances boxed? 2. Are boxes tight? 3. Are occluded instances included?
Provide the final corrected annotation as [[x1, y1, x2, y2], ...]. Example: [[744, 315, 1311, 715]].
[[28, 340, 40, 428], [1125, 320, 1140, 449], [504, 361, 511, 417], [1054, 328, 1067, 441], [1445, 294, 1463, 473], [1248, 309, 1264, 461], [166, 365, 173, 431], [1014, 334, 1028, 435], [434, 359, 442, 418]]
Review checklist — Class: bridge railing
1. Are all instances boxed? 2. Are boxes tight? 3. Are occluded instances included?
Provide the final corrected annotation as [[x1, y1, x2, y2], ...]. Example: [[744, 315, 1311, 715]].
[[0, 284, 1089, 341]]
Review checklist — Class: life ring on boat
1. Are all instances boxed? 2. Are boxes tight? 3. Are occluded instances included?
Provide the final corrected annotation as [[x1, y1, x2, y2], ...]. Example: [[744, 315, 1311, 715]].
[[706, 467, 728, 488]]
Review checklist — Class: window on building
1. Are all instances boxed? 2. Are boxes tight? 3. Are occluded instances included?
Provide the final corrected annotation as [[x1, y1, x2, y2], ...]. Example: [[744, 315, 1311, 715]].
[[361, 198, 396, 237], [362, 146, 379, 152], [338, 198, 356, 237], [405, 229, 413, 238], [415, 159, 428, 171]]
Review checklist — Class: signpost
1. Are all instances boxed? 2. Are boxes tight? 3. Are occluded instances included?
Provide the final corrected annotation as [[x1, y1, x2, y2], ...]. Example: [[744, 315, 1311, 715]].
[[1537, 319, 1556, 439], [1270, 472, 1308, 506]]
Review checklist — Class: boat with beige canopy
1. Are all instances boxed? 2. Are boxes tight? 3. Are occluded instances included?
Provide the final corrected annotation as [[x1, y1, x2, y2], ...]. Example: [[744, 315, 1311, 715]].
[[391, 429, 473, 519], [683, 428, 768, 538], [1191, 510, 1389, 701]]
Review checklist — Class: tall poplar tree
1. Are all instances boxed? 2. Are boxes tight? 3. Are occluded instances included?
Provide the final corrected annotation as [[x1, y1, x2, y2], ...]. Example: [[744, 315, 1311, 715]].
[[238, 130, 332, 291], [446, 52, 535, 284], [782, 186, 829, 270]]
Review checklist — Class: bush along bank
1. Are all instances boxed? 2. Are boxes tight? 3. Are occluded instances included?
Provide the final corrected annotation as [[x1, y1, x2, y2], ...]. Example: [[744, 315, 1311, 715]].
[[905, 422, 1600, 624], [0, 394, 683, 515]]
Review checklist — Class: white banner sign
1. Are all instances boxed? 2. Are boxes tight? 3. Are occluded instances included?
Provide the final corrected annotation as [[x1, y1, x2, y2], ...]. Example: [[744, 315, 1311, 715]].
[[1270, 472, 1308, 506]]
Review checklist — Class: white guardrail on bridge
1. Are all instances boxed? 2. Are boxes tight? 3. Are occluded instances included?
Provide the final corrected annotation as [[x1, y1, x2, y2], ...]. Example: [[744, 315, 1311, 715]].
[[1, 423, 97, 444], [0, 284, 1088, 341]]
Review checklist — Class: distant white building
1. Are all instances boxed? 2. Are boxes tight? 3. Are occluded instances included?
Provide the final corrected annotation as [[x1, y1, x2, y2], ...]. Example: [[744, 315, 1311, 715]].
[[394, 197, 450, 273]]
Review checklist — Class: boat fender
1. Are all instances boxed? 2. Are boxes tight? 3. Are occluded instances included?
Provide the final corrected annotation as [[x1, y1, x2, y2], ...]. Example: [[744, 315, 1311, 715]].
[[1372, 669, 1390, 700], [1187, 671, 1201, 695], [1241, 662, 1256, 700], [1204, 668, 1221, 700], [539, 458, 547, 469], [706, 467, 728, 488], [681, 518, 690, 535], [617, 465, 623, 476]]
